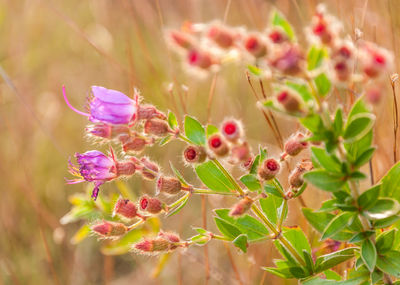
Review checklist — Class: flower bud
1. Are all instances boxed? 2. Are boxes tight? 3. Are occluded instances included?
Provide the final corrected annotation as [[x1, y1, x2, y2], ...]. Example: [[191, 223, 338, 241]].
[[312, 14, 332, 45], [119, 134, 149, 153], [138, 104, 166, 120], [139, 195, 164, 214], [276, 90, 301, 112], [365, 86, 383, 104], [183, 145, 207, 163], [258, 158, 280, 181], [284, 133, 308, 157], [229, 196, 253, 217], [268, 28, 288, 44], [116, 161, 136, 176], [221, 119, 242, 142], [289, 160, 313, 188], [156, 176, 182, 195], [231, 142, 251, 163], [269, 44, 303, 75], [92, 221, 127, 237], [133, 238, 171, 254], [169, 30, 195, 49], [187, 49, 214, 69], [244, 34, 267, 58], [359, 42, 393, 78], [158, 231, 181, 249], [208, 134, 229, 157], [113, 198, 138, 219], [86, 123, 112, 139], [139, 157, 159, 180], [144, 119, 170, 137], [207, 24, 234, 48]]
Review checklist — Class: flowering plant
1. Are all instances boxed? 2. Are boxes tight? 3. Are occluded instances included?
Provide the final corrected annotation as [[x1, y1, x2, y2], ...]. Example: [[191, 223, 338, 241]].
[[62, 6, 400, 284]]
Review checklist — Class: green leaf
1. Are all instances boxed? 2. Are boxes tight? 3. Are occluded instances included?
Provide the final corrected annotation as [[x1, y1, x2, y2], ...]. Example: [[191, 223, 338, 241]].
[[381, 161, 400, 203], [167, 111, 178, 129], [271, 10, 295, 40], [301, 114, 324, 133], [348, 231, 375, 243], [214, 209, 269, 241], [247, 64, 262, 76], [184, 115, 206, 145], [240, 174, 261, 191], [333, 108, 343, 137], [302, 276, 367, 285], [321, 212, 354, 240], [303, 250, 315, 274], [324, 270, 342, 281], [166, 194, 190, 217], [259, 195, 285, 226], [376, 250, 400, 277], [262, 266, 294, 279], [307, 46, 326, 70], [357, 185, 380, 211], [314, 73, 331, 96], [361, 239, 377, 272], [214, 217, 241, 240], [373, 215, 400, 229], [304, 170, 346, 192], [376, 229, 396, 254], [206, 124, 219, 138], [264, 182, 284, 198], [233, 234, 248, 253], [195, 161, 235, 193], [285, 81, 313, 102], [315, 247, 356, 273], [159, 135, 172, 146], [311, 147, 342, 173], [280, 227, 312, 260], [169, 162, 190, 186], [363, 198, 400, 220], [354, 147, 375, 167], [348, 98, 370, 119], [343, 113, 375, 143], [191, 234, 210, 245]]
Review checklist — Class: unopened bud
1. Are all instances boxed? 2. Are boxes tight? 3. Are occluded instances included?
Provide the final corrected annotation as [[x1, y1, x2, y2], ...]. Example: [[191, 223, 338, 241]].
[[116, 161, 136, 176], [229, 196, 253, 217], [187, 49, 214, 69], [92, 221, 127, 237], [360, 42, 393, 78], [366, 87, 383, 104], [312, 15, 332, 45], [284, 133, 308, 157], [268, 28, 288, 44], [158, 231, 181, 249], [133, 238, 171, 254], [156, 176, 182, 195], [289, 160, 313, 188], [258, 158, 280, 181], [139, 157, 159, 180], [120, 134, 149, 153], [231, 142, 251, 163], [221, 119, 242, 142], [139, 195, 164, 214], [138, 104, 166, 120], [144, 119, 170, 137], [86, 124, 130, 139], [169, 30, 195, 49], [276, 90, 301, 112], [244, 34, 267, 58], [207, 24, 235, 48], [208, 134, 229, 157], [113, 198, 138, 219], [183, 145, 207, 163]]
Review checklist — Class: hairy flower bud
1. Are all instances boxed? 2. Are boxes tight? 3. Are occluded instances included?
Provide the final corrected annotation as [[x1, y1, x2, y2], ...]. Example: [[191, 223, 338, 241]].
[[187, 49, 214, 69], [229, 196, 253, 217], [139, 195, 164, 214], [92, 221, 127, 237], [119, 134, 150, 153], [156, 176, 182, 195], [359, 42, 393, 78], [221, 119, 242, 142], [183, 145, 207, 163], [244, 34, 267, 58], [284, 133, 308, 157], [137, 104, 166, 120], [208, 134, 229, 157], [268, 28, 288, 44], [144, 119, 170, 137], [139, 157, 159, 180], [231, 142, 251, 163], [207, 24, 235, 48], [276, 90, 301, 112], [113, 198, 138, 219], [289, 160, 313, 188], [116, 161, 136, 176], [258, 158, 280, 181], [133, 238, 172, 254], [158, 231, 181, 249], [169, 30, 195, 49]]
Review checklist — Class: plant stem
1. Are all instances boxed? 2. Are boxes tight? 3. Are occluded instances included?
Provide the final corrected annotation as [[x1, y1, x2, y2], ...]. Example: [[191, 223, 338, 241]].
[[192, 188, 238, 196], [168, 192, 190, 209], [212, 159, 245, 196]]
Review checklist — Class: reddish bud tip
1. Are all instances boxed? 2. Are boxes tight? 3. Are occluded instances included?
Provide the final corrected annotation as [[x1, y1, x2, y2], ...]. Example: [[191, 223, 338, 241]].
[[183, 145, 207, 163], [144, 119, 170, 137], [221, 119, 242, 141], [92, 221, 127, 237], [120, 135, 148, 153], [276, 90, 301, 112], [187, 49, 213, 69], [139, 195, 163, 214], [244, 35, 267, 58], [113, 198, 138, 219], [229, 196, 253, 217], [156, 176, 182, 195], [284, 133, 308, 156], [258, 158, 280, 181], [268, 29, 287, 44], [207, 25, 234, 48], [289, 160, 313, 188], [208, 134, 229, 157], [170, 30, 194, 49]]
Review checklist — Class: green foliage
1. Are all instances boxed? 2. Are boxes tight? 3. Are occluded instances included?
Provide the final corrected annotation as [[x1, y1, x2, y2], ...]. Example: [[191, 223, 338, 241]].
[[381, 161, 400, 203], [233, 234, 248, 253], [271, 10, 295, 40], [361, 239, 377, 272], [184, 115, 206, 145], [195, 161, 235, 193], [240, 174, 261, 191], [303, 170, 345, 192]]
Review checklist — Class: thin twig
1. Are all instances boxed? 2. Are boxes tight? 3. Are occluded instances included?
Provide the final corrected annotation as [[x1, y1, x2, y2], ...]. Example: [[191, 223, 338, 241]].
[[202, 195, 210, 284], [223, 242, 243, 285], [391, 75, 399, 163]]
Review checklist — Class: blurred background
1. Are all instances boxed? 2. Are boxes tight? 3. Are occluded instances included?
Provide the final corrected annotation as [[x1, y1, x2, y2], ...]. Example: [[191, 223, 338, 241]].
[[1, 0, 399, 284]]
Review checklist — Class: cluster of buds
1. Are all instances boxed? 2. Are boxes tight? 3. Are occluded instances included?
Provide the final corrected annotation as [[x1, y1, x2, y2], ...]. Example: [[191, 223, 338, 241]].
[[166, 20, 305, 77], [133, 231, 186, 255]]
